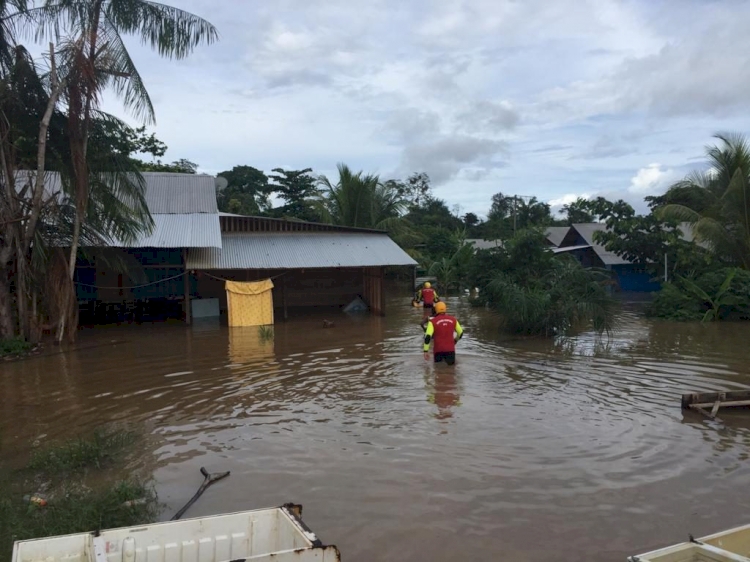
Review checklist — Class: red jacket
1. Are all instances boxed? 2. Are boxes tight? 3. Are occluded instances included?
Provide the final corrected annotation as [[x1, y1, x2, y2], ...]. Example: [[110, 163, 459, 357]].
[[424, 314, 463, 353], [421, 287, 436, 305]]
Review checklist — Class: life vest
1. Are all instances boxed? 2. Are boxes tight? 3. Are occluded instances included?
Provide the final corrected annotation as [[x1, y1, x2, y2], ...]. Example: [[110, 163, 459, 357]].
[[422, 287, 436, 305], [431, 314, 458, 353]]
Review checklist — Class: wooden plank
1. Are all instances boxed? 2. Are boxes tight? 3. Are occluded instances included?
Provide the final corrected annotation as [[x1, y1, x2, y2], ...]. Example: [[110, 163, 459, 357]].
[[710, 396, 722, 418], [690, 400, 750, 409], [690, 405, 722, 422], [681, 390, 750, 409]]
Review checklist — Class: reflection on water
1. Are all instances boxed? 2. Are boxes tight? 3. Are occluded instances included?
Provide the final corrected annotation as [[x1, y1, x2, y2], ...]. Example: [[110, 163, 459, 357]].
[[3, 294, 750, 561], [426, 369, 460, 421]]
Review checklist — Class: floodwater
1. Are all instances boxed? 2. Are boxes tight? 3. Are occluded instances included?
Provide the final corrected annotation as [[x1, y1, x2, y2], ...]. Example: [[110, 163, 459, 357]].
[[3, 292, 750, 562]]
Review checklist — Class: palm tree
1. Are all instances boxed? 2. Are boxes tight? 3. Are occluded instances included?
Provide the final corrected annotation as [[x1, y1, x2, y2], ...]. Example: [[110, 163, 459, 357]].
[[659, 133, 750, 268], [315, 163, 408, 230], [35, 0, 217, 339]]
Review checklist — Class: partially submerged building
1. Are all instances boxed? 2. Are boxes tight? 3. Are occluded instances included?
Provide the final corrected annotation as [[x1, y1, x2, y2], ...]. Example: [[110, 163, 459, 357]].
[[548, 223, 697, 293], [72, 172, 416, 325]]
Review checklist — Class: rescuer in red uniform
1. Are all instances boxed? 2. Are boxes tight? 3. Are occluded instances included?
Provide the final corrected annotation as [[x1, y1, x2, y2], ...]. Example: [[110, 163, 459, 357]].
[[417, 281, 439, 319], [422, 301, 464, 365]]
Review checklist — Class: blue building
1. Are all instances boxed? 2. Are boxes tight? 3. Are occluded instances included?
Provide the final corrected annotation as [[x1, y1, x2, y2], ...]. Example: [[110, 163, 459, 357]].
[[551, 223, 662, 293]]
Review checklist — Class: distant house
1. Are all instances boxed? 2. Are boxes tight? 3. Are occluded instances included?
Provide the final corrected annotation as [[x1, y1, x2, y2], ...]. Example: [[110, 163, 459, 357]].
[[544, 226, 570, 248], [550, 223, 705, 293], [552, 223, 660, 292]]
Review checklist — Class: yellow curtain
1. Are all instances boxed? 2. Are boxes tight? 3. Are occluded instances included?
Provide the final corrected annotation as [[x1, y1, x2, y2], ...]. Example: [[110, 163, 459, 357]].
[[226, 279, 274, 327]]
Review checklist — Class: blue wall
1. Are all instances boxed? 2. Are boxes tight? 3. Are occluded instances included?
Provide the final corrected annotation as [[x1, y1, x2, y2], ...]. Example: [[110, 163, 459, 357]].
[[612, 264, 661, 292]]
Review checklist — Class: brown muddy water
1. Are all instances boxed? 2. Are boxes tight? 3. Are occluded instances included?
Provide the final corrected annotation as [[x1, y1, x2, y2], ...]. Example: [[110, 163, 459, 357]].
[[3, 293, 750, 561]]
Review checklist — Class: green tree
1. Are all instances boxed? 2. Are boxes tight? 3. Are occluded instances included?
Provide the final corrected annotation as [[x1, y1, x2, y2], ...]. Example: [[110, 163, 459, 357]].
[[37, 0, 217, 340], [217, 165, 271, 215], [469, 229, 616, 336], [405, 196, 463, 231], [268, 167, 317, 220], [137, 158, 197, 174], [315, 163, 408, 229], [561, 197, 594, 224], [658, 133, 750, 268]]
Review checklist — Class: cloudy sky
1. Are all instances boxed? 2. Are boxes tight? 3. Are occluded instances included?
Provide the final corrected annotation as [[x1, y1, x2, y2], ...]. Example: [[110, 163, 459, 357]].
[[100, 0, 750, 218]]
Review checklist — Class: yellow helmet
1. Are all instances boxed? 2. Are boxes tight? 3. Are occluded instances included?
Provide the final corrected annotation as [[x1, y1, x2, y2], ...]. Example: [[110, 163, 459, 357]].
[[424, 282, 431, 288], [434, 302, 446, 314]]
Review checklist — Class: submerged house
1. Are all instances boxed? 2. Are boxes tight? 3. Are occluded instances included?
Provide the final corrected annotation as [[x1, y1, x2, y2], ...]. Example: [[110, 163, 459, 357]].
[[72, 172, 416, 325], [549, 223, 699, 293], [552, 223, 659, 292]]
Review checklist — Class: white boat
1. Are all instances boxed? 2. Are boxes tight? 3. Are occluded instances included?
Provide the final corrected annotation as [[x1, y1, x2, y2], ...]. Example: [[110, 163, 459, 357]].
[[629, 523, 750, 561], [12, 504, 340, 562]]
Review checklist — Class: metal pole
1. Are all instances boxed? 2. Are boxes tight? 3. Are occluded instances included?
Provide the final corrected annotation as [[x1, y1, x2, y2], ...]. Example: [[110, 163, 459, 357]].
[[664, 252, 668, 283]]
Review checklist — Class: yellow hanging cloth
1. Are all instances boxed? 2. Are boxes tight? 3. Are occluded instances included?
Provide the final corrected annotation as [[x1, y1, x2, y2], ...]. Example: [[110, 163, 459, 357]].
[[226, 279, 274, 327]]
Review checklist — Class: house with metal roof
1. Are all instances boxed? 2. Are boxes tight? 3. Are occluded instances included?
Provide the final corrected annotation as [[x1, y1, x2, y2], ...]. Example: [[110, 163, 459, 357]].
[[71, 173, 416, 325], [544, 226, 570, 248], [186, 214, 416, 321], [552, 222, 698, 292]]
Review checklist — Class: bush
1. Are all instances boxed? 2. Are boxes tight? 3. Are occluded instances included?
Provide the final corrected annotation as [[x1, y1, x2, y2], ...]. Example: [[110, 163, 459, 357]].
[[648, 267, 750, 321], [0, 428, 158, 562], [470, 229, 617, 336], [0, 338, 32, 358], [485, 258, 616, 336], [27, 428, 138, 475]]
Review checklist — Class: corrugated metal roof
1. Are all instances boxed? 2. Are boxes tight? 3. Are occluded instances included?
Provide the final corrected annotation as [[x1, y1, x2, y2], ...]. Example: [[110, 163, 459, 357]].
[[572, 223, 630, 265], [14, 171, 217, 214], [141, 173, 217, 214], [102, 214, 222, 249], [545, 226, 570, 247], [187, 232, 418, 269], [552, 244, 591, 254]]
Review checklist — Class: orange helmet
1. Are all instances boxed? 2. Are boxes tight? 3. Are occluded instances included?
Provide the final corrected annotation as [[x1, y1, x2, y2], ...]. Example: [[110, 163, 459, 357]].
[[434, 302, 447, 314]]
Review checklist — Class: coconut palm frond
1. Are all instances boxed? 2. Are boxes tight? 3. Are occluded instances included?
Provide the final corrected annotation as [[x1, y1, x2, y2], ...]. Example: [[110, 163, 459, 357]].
[[658, 204, 702, 223]]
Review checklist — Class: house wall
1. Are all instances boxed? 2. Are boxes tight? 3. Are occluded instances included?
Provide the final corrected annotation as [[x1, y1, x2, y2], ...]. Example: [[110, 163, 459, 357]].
[[611, 264, 661, 292], [193, 267, 377, 317], [75, 248, 194, 324]]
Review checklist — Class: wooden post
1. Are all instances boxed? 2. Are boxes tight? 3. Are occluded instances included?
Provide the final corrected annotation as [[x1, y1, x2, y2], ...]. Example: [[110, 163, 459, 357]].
[[281, 272, 288, 321], [379, 267, 386, 316], [183, 250, 191, 326]]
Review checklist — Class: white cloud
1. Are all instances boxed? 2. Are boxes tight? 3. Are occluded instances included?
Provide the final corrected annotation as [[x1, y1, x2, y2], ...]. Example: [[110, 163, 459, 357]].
[[629, 163, 678, 195], [548, 193, 592, 208], [91, 0, 750, 220]]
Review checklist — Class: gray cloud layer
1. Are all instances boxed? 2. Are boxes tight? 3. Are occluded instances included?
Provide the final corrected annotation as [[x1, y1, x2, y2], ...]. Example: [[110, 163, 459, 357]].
[[96, 0, 750, 216]]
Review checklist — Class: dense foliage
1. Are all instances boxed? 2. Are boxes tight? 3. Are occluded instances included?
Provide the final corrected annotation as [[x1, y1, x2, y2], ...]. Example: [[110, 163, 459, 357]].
[[647, 268, 750, 322], [468, 230, 616, 336], [0, 0, 217, 343]]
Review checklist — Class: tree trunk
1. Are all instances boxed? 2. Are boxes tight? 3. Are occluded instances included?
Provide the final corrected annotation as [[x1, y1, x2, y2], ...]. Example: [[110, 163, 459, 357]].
[[22, 45, 67, 255], [0, 267, 13, 339]]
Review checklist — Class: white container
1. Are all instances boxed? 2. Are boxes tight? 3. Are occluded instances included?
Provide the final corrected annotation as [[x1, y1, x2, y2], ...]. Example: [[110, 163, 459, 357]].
[[12, 504, 340, 562], [630, 524, 750, 562]]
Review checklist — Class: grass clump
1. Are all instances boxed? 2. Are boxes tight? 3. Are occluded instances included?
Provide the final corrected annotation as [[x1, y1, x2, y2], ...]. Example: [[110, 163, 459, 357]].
[[0, 338, 32, 358], [0, 479, 158, 554], [0, 427, 159, 562], [27, 428, 138, 476], [258, 325, 274, 342]]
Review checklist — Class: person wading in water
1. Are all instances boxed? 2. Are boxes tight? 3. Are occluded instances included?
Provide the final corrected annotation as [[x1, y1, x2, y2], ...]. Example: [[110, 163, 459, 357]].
[[422, 301, 464, 365], [416, 281, 439, 320]]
